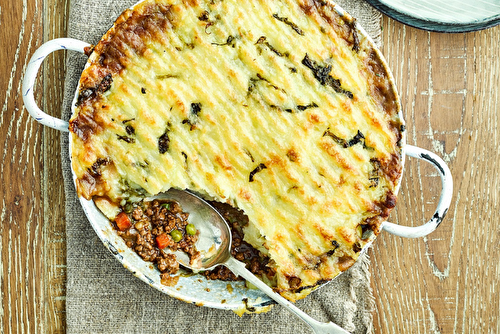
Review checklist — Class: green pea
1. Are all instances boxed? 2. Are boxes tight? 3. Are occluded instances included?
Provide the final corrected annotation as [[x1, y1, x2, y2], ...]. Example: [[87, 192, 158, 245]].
[[170, 229, 183, 242], [124, 203, 134, 213], [186, 223, 197, 236]]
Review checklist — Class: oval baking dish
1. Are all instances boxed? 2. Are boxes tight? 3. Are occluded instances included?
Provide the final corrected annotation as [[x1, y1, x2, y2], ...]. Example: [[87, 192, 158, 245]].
[[22, 0, 452, 312]]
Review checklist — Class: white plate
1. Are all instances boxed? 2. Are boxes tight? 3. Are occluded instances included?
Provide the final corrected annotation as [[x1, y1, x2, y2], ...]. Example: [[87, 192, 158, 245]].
[[366, 0, 500, 32]]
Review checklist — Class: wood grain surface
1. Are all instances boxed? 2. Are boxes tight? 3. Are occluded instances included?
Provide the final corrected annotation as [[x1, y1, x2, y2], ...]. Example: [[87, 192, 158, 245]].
[[1, 0, 67, 333], [0, 0, 498, 333], [370, 16, 500, 333]]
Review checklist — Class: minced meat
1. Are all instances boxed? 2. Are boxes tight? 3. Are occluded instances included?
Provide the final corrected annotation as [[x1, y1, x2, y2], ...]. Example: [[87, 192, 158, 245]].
[[114, 199, 276, 286], [115, 199, 199, 279]]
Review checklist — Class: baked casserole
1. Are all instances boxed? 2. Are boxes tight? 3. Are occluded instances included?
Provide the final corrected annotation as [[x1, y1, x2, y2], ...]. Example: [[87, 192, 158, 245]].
[[69, 0, 403, 301]]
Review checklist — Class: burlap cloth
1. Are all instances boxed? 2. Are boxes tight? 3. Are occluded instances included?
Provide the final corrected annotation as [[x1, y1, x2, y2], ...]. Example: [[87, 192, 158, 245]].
[[61, 1, 382, 333]]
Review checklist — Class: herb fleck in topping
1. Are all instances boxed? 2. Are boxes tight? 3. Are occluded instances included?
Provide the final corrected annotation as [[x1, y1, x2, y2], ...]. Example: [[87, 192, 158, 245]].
[[122, 119, 136, 135], [323, 129, 366, 148], [182, 103, 203, 130], [182, 119, 193, 127], [141, 87, 146, 94], [280, 102, 319, 113], [198, 11, 210, 21], [272, 14, 304, 35], [212, 35, 236, 47], [125, 125, 135, 135], [249, 163, 267, 182], [323, 129, 345, 146], [158, 129, 170, 154], [134, 161, 149, 169], [302, 54, 353, 99], [326, 240, 340, 256], [255, 36, 288, 57], [346, 130, 365, 147], [181, 152, 188, 170], [244, 149, 255, 163], [296, 102, 319, 111], [191, 102, 202, 116], [117, 135, 135, 143], [247, 73, 283, 97], [88, 158, 109, 177], [156, 74, 179, 79]]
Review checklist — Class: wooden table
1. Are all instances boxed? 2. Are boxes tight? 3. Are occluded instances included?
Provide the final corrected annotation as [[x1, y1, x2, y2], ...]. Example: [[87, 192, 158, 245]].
[[2, 1, 499, 333]]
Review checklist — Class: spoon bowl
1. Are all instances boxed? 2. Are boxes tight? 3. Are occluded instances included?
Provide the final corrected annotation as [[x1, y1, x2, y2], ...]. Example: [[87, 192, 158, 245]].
[[153, 188, 350, 334]]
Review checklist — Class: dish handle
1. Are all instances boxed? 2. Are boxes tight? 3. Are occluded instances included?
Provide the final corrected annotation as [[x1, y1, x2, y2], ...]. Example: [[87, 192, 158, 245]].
[[22, 38, 91, 132], [382, 145, 453, 238]]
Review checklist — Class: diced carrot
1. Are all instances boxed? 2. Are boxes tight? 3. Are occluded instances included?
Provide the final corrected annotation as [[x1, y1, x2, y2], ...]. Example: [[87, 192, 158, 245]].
[[115, 212, 131, 231], [156, 233, 170, 249]]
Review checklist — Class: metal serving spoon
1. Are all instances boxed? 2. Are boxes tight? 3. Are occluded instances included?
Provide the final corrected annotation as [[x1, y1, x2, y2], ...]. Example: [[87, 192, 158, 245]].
[[155, 188, 351, 334]]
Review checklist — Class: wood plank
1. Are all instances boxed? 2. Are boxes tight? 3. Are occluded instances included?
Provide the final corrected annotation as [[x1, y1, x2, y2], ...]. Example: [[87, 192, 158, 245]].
[[0, 0, 44, 333], [0, 0, 68, 332], [42, 0, 68, 332], [371, 16, 500, 333]]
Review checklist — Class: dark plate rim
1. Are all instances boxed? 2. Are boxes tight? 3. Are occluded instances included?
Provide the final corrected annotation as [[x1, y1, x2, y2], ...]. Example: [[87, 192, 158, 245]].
[[364, 0, 500, 33]]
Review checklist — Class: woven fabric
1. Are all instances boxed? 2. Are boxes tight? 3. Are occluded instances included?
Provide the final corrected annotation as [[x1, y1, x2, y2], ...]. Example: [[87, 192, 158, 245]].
[[61, 1, 381, 333]]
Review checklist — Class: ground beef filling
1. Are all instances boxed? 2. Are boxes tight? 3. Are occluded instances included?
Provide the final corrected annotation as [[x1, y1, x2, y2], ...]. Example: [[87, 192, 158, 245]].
[[202, 202, 276, 283], [114, 200, 276, 286], [115, 200, 200, 282]]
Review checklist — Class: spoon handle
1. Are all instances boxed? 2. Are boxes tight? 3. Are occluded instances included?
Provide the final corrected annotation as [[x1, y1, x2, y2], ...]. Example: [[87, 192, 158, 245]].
[[224, 256, 351, 334]]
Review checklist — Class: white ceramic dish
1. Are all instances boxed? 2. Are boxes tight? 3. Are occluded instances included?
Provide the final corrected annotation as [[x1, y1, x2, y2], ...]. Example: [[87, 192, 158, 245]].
[[22, 0, 453, 312]]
